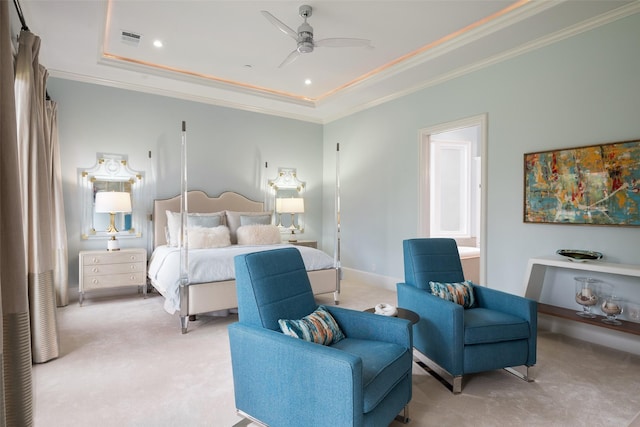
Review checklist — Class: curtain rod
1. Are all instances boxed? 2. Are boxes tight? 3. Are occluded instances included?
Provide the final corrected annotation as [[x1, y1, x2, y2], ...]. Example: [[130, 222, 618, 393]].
[[13, 0, 29, 31]]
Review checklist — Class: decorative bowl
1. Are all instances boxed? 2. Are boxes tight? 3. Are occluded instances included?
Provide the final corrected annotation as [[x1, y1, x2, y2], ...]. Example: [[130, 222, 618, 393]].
[[557, 249, 603, 262]]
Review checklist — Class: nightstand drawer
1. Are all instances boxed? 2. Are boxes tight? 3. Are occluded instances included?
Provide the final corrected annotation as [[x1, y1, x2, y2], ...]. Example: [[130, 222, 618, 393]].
[[83, 261, 145, 276], [82, 271, 146, 291], [78, 248, 148, 305], [82, 251, 145, 266]]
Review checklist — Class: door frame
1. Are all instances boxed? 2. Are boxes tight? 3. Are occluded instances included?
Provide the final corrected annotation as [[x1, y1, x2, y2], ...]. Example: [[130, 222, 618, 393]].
[[418, 113, 488, 284]]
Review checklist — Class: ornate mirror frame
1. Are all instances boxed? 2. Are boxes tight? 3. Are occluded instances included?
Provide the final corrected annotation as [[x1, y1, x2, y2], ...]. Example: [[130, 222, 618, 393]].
[[79, 153, 145, 240], [268, 167, 305, 232]]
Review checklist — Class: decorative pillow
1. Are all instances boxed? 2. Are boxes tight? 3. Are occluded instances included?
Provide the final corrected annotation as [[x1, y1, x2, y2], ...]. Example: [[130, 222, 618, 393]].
[[225, 211, 273, 244], [236, 224, 281, 245], [187, 226, 231, 249], [188, 213, 223, 228], [240, 214, 272, 226], [278, 306, 345, 345], [165, 211, 224, 246], [429, 280, 476, 309]]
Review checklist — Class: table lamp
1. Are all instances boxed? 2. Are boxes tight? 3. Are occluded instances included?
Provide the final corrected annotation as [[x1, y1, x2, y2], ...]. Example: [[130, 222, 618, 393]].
[[278, 197, 304, 242], [94, 191, 132, 251]]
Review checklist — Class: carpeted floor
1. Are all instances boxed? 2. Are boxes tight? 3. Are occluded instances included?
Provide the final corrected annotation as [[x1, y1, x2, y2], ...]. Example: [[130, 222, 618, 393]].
[[33, 281, 640, 427]]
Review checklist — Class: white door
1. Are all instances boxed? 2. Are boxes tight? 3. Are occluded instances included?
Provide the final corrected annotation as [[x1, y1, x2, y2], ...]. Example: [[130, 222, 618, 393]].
[[419, 114, 487, 284]]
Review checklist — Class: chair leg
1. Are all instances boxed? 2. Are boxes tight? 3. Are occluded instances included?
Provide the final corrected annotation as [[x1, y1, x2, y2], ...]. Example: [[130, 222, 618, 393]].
[[231, 418, 252, 427], [452, 376, 462, 394], [504, 365, 536, 382], [234, 410, 267, 427], [413, 349, 463, 394], [395, 404, 410, 423]]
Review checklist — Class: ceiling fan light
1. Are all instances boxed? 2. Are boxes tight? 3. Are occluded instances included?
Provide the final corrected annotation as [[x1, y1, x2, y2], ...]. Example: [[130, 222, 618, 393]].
[[298, 41, 314, 54]]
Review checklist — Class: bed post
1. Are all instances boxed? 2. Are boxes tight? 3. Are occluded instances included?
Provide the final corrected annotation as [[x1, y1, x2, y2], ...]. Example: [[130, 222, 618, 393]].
[[334, 142, 341, 305], [179, 120, 190, 333]]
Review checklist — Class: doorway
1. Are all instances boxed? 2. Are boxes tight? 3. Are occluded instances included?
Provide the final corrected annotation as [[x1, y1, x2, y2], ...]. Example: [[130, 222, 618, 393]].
[[419, 114, 487, 284]]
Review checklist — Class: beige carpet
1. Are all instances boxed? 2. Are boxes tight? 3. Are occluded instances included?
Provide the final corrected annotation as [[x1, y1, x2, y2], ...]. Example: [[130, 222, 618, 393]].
[[33, 281, 640, 427]]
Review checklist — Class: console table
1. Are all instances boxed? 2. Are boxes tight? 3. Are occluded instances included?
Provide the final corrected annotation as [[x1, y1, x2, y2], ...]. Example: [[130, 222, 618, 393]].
[[523, 256, 640, 336]]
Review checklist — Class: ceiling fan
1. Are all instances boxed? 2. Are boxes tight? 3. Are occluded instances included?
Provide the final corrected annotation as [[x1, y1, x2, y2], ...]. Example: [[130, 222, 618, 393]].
[[261, 5, 372, 68]]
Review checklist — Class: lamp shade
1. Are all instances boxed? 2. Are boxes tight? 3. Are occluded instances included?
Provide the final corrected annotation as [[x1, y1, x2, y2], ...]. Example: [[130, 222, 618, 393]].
[[95, 191, 132, 213], [278, 197, 304, 214]]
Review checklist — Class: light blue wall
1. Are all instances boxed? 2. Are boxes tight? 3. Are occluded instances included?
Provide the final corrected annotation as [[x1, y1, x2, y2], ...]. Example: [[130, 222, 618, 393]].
[[47, 80, 323, 287], [323, 13, 640, 295], [49, 12, 640, 298]]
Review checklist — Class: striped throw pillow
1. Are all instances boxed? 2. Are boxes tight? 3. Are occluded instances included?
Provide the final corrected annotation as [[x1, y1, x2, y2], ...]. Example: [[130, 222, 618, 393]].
[[278, 306, 345, 345], [429, 280, 476, 309]]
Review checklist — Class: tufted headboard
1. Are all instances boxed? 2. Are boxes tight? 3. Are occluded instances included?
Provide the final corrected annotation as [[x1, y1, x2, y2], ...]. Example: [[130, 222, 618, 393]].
[[153, 190, 264, 248]]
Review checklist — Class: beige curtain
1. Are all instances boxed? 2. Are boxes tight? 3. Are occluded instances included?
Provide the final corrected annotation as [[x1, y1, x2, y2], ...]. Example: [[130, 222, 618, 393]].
[[15, 27, 60, 363], [45, 79, 68, 307], [1, 1, 33, 424]]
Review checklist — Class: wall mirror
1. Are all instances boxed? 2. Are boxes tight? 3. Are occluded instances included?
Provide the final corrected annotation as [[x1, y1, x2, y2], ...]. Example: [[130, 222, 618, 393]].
[[268, 167, 305, 233], [79, 153, 145, 240]]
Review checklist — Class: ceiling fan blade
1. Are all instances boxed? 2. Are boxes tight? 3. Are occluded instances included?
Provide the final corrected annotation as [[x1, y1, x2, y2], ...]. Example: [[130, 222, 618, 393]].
[[278, 49, 301, 68], [261, 10, 298, 41], [314, 38, 372, 48]]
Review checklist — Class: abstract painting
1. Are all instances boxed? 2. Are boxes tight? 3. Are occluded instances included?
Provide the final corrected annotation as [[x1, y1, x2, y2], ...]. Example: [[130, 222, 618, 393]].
[[524, 139, 640, 225]]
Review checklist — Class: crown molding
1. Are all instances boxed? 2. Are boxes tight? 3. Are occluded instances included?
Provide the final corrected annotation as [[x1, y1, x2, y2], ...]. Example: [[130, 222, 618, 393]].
[[47, 69, 324, 124], [322, 2, 640, 124], [49, 2, 640, 125]]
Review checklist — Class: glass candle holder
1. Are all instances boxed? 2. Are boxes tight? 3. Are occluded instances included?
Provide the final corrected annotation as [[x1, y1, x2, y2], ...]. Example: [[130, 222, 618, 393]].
[[600, 295, 623, 325], [574, 277, 600, 318], [627, 302, 640, 323]]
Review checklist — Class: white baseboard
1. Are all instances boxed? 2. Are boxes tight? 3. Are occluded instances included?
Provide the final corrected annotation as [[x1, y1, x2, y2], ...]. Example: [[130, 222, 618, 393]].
[[539, 314, 640, 356], [341, 267, 401, 292]]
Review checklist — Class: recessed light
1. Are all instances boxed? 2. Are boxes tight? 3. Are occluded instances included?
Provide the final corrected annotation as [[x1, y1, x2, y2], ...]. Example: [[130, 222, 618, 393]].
[[153, 40, 163, 48], [304, 79, 312, 85]]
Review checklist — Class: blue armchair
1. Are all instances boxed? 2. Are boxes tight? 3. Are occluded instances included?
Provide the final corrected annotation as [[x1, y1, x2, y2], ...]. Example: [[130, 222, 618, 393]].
[[228, 247, 413, 427], [397, 238, 537, 394]]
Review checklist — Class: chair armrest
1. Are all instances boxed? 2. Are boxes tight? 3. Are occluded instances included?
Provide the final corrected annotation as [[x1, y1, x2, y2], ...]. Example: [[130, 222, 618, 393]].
[[474, 286, 537, 324], [324, 305, 412, 350], [474, 286, 537, 365], [397, 282, 464, 337], [397, 282, 465, 374], [228, 323, 364, 426]]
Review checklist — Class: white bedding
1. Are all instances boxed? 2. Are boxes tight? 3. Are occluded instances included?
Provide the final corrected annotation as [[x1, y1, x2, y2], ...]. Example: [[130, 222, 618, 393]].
[[148, 244, 335, 314]]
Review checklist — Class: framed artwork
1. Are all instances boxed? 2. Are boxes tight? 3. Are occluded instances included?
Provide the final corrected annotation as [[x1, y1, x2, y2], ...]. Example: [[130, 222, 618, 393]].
[[524, 139, 640, 226]]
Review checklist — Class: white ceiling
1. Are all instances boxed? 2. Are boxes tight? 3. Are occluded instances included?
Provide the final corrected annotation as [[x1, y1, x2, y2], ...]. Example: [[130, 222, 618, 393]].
[[16, 0, 639, 123]]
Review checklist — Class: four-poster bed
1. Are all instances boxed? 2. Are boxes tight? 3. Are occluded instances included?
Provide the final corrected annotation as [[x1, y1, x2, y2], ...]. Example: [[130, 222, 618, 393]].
[[147, 191, 340, 333], [146, 122, 341, 333]]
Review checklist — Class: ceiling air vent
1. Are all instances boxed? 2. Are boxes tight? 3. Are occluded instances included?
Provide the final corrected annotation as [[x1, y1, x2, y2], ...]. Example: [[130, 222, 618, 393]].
[[121, 30, 141, 47]]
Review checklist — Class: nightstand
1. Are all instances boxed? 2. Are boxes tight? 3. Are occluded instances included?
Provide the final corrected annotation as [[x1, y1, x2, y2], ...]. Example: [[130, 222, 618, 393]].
[[288, 240, 318, 249], [78, 248, 147, 305]]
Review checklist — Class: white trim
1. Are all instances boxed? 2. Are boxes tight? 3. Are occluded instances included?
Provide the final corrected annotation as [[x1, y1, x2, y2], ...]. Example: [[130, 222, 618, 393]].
[[419, 114, 488, 284], [47, 69, 325, 125], [339, 1, 559, 95], [97, 55, 316, 109], [429, 139, 472, 239], [540, 315, 640, 356], [324, 2, 640, 124], [49, 2, 640, 125], [341, 267, 400, 292]]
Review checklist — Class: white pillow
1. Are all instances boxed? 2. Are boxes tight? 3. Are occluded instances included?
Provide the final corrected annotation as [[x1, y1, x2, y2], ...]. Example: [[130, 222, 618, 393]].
[[165, 210, 182, 246], [187, 226, 231, 249], [225, 211, 273, 244], [236, 224, 282, 245], [165, 210, 224, 246]]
